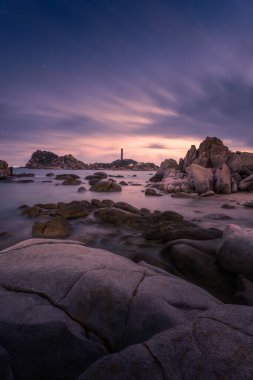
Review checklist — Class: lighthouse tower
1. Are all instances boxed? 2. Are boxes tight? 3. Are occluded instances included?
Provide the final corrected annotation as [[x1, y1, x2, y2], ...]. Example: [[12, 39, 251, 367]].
[[120, 148, 123, 161]]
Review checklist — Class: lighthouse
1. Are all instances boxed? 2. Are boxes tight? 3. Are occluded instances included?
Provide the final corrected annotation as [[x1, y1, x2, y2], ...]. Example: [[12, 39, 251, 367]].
[[121, 148, 123, 161]]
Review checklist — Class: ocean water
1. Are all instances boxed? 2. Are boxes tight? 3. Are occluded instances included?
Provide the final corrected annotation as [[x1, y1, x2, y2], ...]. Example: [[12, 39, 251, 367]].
[[0, 168, 253, 250]]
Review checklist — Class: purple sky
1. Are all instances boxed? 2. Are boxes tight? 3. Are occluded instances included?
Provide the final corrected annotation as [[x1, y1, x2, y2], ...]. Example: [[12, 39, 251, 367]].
[[1, 0, 253, 166]]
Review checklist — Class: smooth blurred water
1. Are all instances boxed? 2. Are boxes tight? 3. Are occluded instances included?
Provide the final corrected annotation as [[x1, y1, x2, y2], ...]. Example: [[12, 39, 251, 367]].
[[0, 168, 253, 249]]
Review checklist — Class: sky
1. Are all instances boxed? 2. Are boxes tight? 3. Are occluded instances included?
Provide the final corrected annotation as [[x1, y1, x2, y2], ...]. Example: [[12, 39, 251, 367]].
[[1, 0, 253, 166]]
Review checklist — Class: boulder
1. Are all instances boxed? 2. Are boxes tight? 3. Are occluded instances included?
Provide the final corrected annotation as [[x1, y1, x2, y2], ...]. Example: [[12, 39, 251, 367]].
[[32, 217, 72, 238], [77, 186, 87, 193], [145, 188, 163, 196], [197, 137, 230, 168], [228, 152, 253, 174], [217, 224, 253, 281], [214, 163, 231, 194], [114, 202, 141, 215], [0, 239, 221, 380], [187, 164, 214, 194], [149, 171, 165, 182], [239, 174, 253, 191], [62, 179, 82, 186], [56, 205, 90, 219], [243, 201, 253, 208], [182, 144, 197, 171], [55, 174, 80, 180], [90, 180, 122, 192], [79, 305, 253, 380], [159, 158, 178, 170], [119, 181, 128, 186], [94, 207, 139, 225], [93, 171, 107, 179]]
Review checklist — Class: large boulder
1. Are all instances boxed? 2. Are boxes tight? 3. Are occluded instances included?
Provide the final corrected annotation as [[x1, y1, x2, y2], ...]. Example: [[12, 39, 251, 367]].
[[90, 180, 122, 192], [79, 305, 253, 380], [214, 163, 231, 194], [181, 144, 197, 171], [0, 160, 10, 178], [197, 136, 230, 168], [217, 224, 253, 281], [239, 173, 253, 191], [187, 164, 214, 194], [0, 239, 221, 380]]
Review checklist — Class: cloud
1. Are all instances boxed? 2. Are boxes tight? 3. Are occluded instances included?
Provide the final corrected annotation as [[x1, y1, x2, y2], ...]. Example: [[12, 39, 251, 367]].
[[145, 143, 168, 149]]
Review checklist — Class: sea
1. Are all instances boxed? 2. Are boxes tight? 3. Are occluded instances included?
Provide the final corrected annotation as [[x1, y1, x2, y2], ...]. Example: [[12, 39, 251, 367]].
[[0, 167, 253, 250]]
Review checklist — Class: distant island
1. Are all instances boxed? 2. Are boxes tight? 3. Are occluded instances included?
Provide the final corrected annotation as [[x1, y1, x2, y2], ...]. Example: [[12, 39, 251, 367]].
[[25, 150, 159, 171]]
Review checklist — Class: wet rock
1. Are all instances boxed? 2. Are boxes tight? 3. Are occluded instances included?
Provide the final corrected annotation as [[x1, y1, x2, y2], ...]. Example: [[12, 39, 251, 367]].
[[119, 181, 128, 186], [88, 178, 100, 185], [77, 186, 87, 193], [91, 199, 103, 208], [101, 199, 115, 207], [56, 204, 90, 219], [115, 201, 141, 214], [145, 188, 163, 196], [95, 207, 140, 225], [204, 213, 233, 220], [221, 204, 236, 209], [14, 179, 34, 183], [144, 225, 222, 242], [199, 190, 216, 197], [55, 174, 80, 180], [22, 206, 42, 217], [46, 172, 54, 177], [90, 180, 122, 192], [34, 203, 58, 209], [14, 172, 35, 178], [93, 171, 107, 179], [243, 201, 253, 208], [171, 192, 197, 198], [160, 211, 184, 221], [32, 217, 72, 238], [149, 171, 164, 182], [62, 179, 82, 185]]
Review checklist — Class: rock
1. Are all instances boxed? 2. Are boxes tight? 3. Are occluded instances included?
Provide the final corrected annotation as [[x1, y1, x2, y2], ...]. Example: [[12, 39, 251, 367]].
[[77, 186, 87, 193], [79, 305, 253, 380], [217, 224, 253, 280], [32, 217, 72, 237], [171, 192, 197, 198], [93, 171, 107, 179], [119, 181, 128, 186], [115, 202, 141, 214], [14, 179, 34, 183], [46, 172, 54, 177], [91, 199, 103, 208], [239, 174, 253, 191], [160, 158, 178, 170], [204, 213, 233, 220], [243, 201, 253, 208], [160, 211, 184, 221], [55, 174, 80, 180], [0, 160, 10, 178], [160, 243, 235, 301], [234, 275, 253, 306], [22, 206, 42, 217], [26, 150, 89, 169], [34, 203, 58, 209], [56, 205, 90, 219], [221, 204, 236, 209], [187, 164, 214, 194], [197, 137, 230, 168], [62, 179, 82, 186], [182, 144, 198, 171], [0, 239, 221, 380], [199, 190, 216, 197], [149, 171, 165, 183], [228, 151, 253, 174], [214, 163, 231, 194], [145, 188, 163, 196], [90, 180, 122, 192], [88, 178, 100, 185], [14, 172, 35, 178], [94, 207, 140, 225], [101, 199, 115, 207]]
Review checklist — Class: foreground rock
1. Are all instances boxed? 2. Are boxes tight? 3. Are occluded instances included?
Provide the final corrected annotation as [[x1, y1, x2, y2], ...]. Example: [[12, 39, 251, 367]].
[[1, 239, 253, 379]]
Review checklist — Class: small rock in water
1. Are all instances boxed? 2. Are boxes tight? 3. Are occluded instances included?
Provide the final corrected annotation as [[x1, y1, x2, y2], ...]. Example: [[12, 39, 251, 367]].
[[199, 191, 216, 197], [62, 179, 81, 185], [204, 213, 234, 220], [119, 181, 128, 186], [15, 179, 34, 183], [145, 188, 163, 196], [46, 173, 55, 177], [221, 204, 236, 209], [77, 186, 87, 193], [32, 217, 72, 238], [243, 201, 253, 208]]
